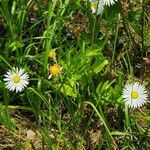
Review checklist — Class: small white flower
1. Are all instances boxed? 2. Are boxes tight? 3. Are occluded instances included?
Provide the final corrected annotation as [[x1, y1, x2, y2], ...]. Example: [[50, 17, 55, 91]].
[[4, 68, 29, 93], [102, 0, 118, 6], [90, 0, 118, 15], [122, 82, 148, 108], [90, 0, 118, 8]]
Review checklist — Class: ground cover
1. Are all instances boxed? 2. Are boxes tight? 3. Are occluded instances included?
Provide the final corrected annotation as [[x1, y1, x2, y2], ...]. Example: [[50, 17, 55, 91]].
[[0, 0, 150, 149]]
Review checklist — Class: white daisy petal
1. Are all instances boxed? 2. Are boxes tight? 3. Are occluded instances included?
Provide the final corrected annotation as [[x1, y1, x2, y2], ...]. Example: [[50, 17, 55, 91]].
[[22, 80, 29, 86], [10, 84, 16, 91], [18, 68, 24, 76], [122, 82, 148, 108], [90, 0, 118, 15], [4, 78, 11, 81], [21, 74, 29, 80], [91, 0, 118, 6], [102, 0, 118, 6], [4, 67, 29, 93]]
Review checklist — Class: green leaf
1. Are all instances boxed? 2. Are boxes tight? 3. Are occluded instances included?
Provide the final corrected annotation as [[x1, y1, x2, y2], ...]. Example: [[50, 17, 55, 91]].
[[86, 49, 100, 57], [24, 139, 31, 150], [60, 83, 77, 98], [93, 59, 108, 74], [111, 131, 131, 136], [8, 41, 24, 51], [145, 116, 150, 121], [58, 76, 79, 98]]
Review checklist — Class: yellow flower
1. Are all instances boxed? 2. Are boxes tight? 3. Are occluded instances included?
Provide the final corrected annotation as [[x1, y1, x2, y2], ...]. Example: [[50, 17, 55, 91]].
[[48, 50, 56, 58], [48, 64, 63, 79]]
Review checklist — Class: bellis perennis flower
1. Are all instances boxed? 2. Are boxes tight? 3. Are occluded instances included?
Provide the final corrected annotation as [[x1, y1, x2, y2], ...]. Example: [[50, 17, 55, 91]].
[[4, 67, 29, 93], [102, 0, 118, 6], [122, 82, 148, 108], [90, 0, 118, 15]]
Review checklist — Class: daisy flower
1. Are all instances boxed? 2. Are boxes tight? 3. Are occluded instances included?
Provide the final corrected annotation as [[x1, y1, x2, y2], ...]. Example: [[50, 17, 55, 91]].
[[90, 0, 118, 8], [122, 82, 148, 108], [48, 64, 63, 79], [102, 0, 118, 6], [4, 68, 29, 93], [90, 0, 118, 15]]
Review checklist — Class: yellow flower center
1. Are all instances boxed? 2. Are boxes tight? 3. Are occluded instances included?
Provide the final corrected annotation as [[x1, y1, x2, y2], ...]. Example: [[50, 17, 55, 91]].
[[50, 64, 61, 76], [131, 91, 139, 99], [12, 75, 21, 83], [48, 50, 56, 58], [91, 2, 97, 9]]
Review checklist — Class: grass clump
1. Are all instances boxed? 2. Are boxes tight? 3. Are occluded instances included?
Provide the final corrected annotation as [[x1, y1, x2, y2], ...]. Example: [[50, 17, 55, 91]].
[[0, 0, 149, 149]]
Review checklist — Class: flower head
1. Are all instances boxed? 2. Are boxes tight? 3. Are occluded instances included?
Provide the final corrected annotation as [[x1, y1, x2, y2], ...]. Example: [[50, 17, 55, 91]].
[[102, 0, 118, 6], [91, 1, 104, 15], [122, 82, 148, 108], [48, 64, 63, 79], [4, 68, 29, 93], [48, 50, 56, 58], [90, 0, 118, 15], [90, 0, 118, 8]]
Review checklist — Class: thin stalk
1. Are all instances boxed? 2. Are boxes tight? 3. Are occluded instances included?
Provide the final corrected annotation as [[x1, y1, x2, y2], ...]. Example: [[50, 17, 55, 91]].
[[0, 55, 12, 69], [125, 106, 130, 129], [2, 105, 33, 112], [141, 0, 145, 57], [85, 101, 118, 149], [43, 1, 57, 72], [111, 14, 120, 72]]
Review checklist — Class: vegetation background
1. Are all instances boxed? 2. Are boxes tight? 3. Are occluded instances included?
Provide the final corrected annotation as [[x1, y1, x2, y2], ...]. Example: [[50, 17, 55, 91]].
[[0, 0, 150, 149]]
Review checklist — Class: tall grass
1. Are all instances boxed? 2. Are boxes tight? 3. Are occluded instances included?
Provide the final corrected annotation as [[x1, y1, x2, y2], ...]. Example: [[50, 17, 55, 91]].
[[0, 0, 149, 149]]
